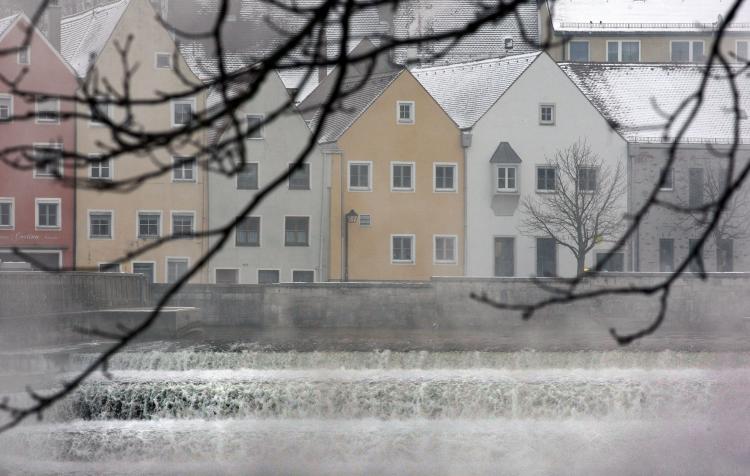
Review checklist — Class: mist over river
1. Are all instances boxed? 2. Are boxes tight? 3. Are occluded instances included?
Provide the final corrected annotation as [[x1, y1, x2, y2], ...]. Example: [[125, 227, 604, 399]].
[[1, 345, 750, 475]]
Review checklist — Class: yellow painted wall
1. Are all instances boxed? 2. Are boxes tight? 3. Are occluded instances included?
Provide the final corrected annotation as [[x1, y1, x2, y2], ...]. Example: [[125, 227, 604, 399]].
[[329, 71, 464, 281], [75, 0, 208, 282]]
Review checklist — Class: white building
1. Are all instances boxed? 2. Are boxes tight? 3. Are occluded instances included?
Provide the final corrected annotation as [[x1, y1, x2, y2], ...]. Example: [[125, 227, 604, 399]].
[[414, 52, 630, 277]]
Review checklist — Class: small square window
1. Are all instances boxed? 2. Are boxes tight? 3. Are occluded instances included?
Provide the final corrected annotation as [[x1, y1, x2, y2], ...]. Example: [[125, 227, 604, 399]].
[[173, 157, 196, 182], [172, 99, 194, 126], [0, 199, 13, 229], [0, 96, 13, 121], [166, 258, 189, 283], [496, 166, 517, 192], [285, 216, 309, 247], [258, 269, 280, 284], [539, 104, 555, 125], [536, 166, 556, 192], [397, 101, 415, 124], [172, 212, 194, 238], [89, 211, 112, 239], [434, 235, 457, 264], [17, 46, 29, 65], [246, 114, 264, 139], [37, 201, 60, 228], [236, 216, 260, 246], [435, 164, 456, 191], [392, 235, 415, 263], [138, 212, 161, 239], [292, 270, 315, 283], [89, 156, 112, 180], [392, 162, 414, 191], [289, 163, 310, 190], [577, 167, 597, 192], [33, 145, 63, 178], [237, 163, 259, 190], [36, 97, 60, 123], [155, 52, 172, 69], [349, 162, 371, 191]]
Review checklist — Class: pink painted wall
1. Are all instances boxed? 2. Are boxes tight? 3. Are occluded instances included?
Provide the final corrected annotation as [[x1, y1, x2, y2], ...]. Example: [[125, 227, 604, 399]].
[[0, 16, 78, 269]]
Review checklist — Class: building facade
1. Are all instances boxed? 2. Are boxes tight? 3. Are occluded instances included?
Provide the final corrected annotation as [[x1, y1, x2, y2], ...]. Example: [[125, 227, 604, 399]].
[[302, 68, 465, 281], [0, 14, 78, 270], [541, 0, 750, 64], [64, 0, 209, 283], [205, 71, 328, 284]]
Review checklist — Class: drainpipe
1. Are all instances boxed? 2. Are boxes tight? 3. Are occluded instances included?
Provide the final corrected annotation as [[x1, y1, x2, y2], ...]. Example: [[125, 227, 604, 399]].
[[627, 142, 640, 271], [461, 129, 472, 275]]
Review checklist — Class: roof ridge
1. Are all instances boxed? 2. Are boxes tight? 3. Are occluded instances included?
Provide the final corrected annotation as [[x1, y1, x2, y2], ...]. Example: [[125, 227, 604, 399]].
[[61, 0, 129, 24], [412, 52, 541, 74]]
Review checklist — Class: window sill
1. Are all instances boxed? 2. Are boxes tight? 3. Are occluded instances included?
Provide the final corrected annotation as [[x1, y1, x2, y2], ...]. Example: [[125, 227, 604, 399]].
[[285, 243, 310, 247], [434, 188, 457, 193], [494, 190, 519, 195], [236, 243, 260, 247], [434, 260, 457, 265], [391, 261, 416, 265], [36, 226, 61, 231], [348, 188, 372, 192], [289, 187, 311, 191], [89, 236, 113, 240], [391, 188, 415, 193], [172, 179, 197, 183], [535, 189, 556, 194]]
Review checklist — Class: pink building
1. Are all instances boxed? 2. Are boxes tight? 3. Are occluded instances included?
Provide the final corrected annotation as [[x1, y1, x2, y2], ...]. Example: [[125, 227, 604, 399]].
[[0, 13, 78, 269]]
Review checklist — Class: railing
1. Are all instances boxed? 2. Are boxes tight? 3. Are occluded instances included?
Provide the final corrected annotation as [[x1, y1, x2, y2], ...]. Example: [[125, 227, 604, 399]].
[[558, 21, 750, 31]]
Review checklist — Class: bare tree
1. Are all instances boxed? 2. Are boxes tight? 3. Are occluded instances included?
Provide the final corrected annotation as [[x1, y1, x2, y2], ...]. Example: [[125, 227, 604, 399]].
[[520, 141, 625, 276]]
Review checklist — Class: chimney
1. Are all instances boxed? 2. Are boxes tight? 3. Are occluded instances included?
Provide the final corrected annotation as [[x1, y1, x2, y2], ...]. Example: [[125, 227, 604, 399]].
[[47, 0, 62, 52], [318, 27, 328, 84]]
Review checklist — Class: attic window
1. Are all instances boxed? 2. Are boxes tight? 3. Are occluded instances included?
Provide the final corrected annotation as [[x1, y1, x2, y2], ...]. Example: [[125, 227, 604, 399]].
[[504, 38, 513, 50], [397, 101, 415, 124], [17, 46, 30, 65], [539, 104, 555, 125], [155, 53, 172, 69]]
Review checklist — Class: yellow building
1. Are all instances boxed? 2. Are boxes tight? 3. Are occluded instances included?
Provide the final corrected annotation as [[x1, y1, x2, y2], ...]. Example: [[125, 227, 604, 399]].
[[302, 68, 464, 281], [63, 0, 208, 283]]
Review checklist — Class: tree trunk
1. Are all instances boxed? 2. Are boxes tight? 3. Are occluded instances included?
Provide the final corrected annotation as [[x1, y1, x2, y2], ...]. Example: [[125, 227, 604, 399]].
[[576, 252, 586, 276]]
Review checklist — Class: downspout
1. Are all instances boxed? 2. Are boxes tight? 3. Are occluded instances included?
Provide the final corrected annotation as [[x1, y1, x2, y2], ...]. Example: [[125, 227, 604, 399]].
[[318, 151, 329, 281], [461, 129, 472, 275], [72, 98, 77, 271], [339, 151, 345, 280], [627, 141, 639, 271]]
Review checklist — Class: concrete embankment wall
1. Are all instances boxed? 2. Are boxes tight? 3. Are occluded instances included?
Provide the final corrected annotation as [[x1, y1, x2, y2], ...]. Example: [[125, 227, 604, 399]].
[[152, 273, 750, 336]]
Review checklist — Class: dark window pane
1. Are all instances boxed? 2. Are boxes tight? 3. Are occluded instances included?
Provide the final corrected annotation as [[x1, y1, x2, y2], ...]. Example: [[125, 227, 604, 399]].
[[494, 237, 515, 277], [536, 237, 556, 277], [289, 163, 310, 190], [717, 238, 733, 272], [132, 262, 155, 283], [237, 163, 258, 190], [216, 269, 239, 284], [689, 168, 704, 207], [659, 238, 674, 272], [292, 270, 314, 283], [596, 252, 624, 272], [285, 217, 309, 246], [258, 270, 279, 284], [688, 239, 704, 274], [236, 216, 260, 246]]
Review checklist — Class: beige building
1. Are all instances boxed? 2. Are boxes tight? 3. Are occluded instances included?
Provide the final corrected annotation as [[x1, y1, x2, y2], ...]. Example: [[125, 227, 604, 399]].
[[63, 0, 208, 283], [541, 0, 750, 63], [301, 67, 465, 281]]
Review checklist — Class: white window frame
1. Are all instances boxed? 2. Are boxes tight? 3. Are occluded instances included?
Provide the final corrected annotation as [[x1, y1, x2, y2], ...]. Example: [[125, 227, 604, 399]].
[[171, 98, 196, 127], [539, 104, 555, 125], [154, 52, 173, 69], [348, 161, 372, 192], [257, 269, 281, 284], [171, 210, 196, 238], [577, 166, 598, 193], [171, 156, 197, 182], [288, 162, 311, 190], [536, 165, 557, 193], [98, 262, 122, 273], [433, 162, 458, 192], [283, 215, 311, 247], [35, 198, 61, 230], [606, 40, 641, 62], [136, 210, 162, 240], [433, 234, 458, 265], [236, 161, 260, 190], [290, 269, 316, 283], [236, 215, 261, 247], [215, 268, 241, 284], [17, 46, 30, 65], [88, 209, 114, 240], [390, 161, 415, 192], [659, 166, 675, 191], [391, 234, 416, 265], [736, 40, 749, 62], [246, 114, 265, 140], [670, 40, 705, 63], [88, 154, 113, 180], [567, 40, 590, 61], [165, 256, 190, 284], [0, 197, 15, 229], [131, 261, 157, 283], [396, 100, 415, 124], [35, 97, 60, 124], [495, 165, 518, 193], [32, 143, 63, 179], [0, 94, 13, 122]]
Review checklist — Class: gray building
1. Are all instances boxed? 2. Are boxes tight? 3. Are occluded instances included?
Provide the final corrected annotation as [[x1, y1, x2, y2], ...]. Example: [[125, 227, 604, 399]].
[[205, 70, 328, 284]]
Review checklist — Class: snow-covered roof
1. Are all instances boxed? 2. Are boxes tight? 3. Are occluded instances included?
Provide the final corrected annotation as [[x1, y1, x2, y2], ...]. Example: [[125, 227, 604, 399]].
[[0, 13, 19, 39], [549, 0, 750, 33], [60, 0, 130, 77], [412, 52, 540, 129], [300, 70, 403, 143], [561, 62, 750, 143]]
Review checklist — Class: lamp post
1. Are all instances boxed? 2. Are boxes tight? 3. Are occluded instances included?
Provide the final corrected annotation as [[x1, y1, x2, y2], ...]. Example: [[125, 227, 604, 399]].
[[343, 209, 358, 282]]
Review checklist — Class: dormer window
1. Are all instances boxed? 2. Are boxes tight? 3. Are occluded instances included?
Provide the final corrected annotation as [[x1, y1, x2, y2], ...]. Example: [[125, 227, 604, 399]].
[[504, 38, 514, 49], [397, 101, 415, 124], [17, 46, 30, 65], [155, 52, 172, 69]]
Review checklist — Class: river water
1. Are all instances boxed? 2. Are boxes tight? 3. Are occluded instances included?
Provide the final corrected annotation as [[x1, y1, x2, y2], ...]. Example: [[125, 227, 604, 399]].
[[1, 346, 750, 475]]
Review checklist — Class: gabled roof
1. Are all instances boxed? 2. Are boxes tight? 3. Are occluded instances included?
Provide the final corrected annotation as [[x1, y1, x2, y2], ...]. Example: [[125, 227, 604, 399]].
[[560, 63, 750, 143], [60, 0, 130, 77], [490, 142, 523, 163], [412, 52, 540, 129], [548, 0, 750, 33], [300, 69, 403, 143]]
